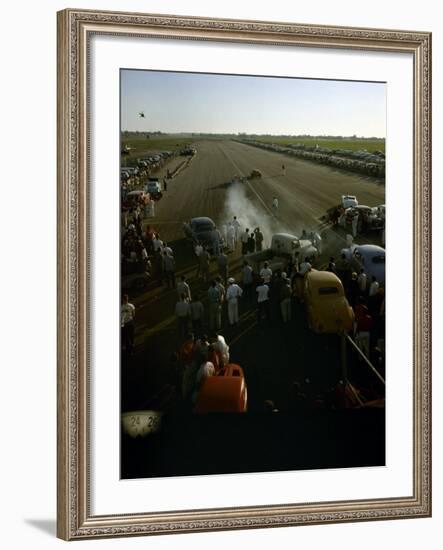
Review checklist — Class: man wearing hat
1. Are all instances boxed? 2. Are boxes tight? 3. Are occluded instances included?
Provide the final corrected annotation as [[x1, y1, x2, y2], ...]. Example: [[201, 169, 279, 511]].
[[226, 277, 243, 326]]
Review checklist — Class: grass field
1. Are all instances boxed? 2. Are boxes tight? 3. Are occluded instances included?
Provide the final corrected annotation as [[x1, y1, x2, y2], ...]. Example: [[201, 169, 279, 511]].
[[253, 136, 385, 153]]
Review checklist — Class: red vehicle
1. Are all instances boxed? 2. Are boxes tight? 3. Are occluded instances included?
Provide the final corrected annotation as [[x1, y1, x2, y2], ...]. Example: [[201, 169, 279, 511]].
[[194, 364, 248, 414]]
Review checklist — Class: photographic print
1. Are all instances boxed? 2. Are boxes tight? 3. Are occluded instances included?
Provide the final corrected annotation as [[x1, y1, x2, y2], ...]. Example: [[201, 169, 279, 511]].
[[57, 9, 431, 539], [120, 69, 387, 479]]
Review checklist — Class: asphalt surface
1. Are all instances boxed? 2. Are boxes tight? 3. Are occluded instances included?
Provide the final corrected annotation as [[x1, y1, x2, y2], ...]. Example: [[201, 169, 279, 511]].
[[151, 139, 385, 244], [121, 139, 386, 478]]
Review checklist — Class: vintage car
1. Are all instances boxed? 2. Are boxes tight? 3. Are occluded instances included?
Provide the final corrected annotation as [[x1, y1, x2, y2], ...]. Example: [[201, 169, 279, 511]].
[[304, 270, 354, 334], [341, 244, 385, 286], [123, 190, 149, 207], [183, 216, 224, 252], [246, 232, 319, 272], [341, 205, 384, 232], [194, 364, 248, 414], [341, 194, 358, 209], [145, 177, 163, 200], [249, 169, 262, 179]]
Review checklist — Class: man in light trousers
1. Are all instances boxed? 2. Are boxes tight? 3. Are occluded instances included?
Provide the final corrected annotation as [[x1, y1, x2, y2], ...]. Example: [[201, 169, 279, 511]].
[[226, 277, 243, 326]]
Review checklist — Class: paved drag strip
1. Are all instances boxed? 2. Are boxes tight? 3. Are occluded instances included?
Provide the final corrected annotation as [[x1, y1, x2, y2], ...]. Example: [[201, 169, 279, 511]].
[[217, 144, 277, 220]]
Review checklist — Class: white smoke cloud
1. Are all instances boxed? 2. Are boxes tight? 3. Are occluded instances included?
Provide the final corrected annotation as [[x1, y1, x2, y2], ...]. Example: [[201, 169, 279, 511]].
[[221, 182, 315, 248]]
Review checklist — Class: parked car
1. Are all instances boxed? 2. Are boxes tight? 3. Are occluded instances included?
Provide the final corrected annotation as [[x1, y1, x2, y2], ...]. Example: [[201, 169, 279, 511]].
[[341, 194, 358, 209], [183, 216, 224, 252], [341, 244, 385, 286], [180, 147, 197, 156], [304, 270, 354, 333], [124, 190, 149, 207], [145, 178, 162, 200], [194, 364, 247, 413], [341, 205, 384, 232], [246, 232, 318, 272]]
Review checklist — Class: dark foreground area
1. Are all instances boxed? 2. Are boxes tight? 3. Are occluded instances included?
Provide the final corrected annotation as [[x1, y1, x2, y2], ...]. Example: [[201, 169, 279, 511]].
[[121, 408, 385, 479]]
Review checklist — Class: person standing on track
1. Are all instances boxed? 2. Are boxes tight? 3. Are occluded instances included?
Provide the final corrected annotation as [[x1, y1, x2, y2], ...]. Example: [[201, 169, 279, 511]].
[[227, 223, 236, 252], [254, 227, 264, 251], [199, 247, 210, 282], [232, 216, 241, 245], [226, 277, 243, 326], [280, 276, 292, 323], [175, 293, 191, 339], [177, 275, 191, 302], [256, 279, 271, 324], [240, 228, 250, 255], [217, 251, 229, 284], [282, 164, 286, 176], [272, 196, 279, 211], [207, 280, 222, 331], [259, 261, 273, 285]]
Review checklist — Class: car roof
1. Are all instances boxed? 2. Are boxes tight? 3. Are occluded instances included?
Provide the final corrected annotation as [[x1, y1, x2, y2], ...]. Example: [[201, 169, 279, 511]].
[[307, 270, 342, 288], [127, 190, 144, 196], [273, 232, 298, 240], [191, 217, 215, 224], [355, 244, 385, 256]]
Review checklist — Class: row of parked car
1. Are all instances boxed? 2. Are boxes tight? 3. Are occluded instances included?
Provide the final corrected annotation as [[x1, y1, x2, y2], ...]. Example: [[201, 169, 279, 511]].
[[120, 150, 174, 182]]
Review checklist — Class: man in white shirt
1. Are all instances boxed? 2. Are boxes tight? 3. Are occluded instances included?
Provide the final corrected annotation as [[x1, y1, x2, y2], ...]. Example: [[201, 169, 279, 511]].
[[194, 243, 203, 257], [121, 294, 135, 354], [358, 268, 367, 293], [177, 275, 191, 301], [162, 241, 174, 257], [232, 216, 241, 244], [260, 262, 272, 284], [227, 224, 236, 251], [368, 276, 380, 297], [256, 280, 270, 323], [226, 277, 243, 325], [299, 257, 312, 276], [152, 234, 163, 253], [272, 196, 279, 211]]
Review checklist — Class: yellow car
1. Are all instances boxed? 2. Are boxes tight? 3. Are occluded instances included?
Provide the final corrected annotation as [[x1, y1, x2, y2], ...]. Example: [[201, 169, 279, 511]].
[[304, 270, 354, 333]]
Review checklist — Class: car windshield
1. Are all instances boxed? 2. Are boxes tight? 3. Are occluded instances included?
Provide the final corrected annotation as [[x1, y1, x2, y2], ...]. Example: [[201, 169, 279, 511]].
[[318, 287, 339, 295], [372, 255, 385, 264]]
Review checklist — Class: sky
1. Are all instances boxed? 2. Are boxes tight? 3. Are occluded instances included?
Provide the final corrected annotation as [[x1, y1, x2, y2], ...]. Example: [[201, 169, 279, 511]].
[[121, 69, 386, 137]]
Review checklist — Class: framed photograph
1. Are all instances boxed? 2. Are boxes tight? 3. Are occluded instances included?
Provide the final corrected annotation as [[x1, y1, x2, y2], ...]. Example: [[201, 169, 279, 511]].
[[57, 8, 431, 540]]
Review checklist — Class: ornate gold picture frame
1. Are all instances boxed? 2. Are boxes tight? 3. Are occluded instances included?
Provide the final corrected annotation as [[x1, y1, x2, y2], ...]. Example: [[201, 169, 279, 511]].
[[57, 8, 431, 540]]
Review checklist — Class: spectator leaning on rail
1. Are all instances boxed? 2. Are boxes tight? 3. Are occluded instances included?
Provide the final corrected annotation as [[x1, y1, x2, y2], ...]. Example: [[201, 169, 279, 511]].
[[226, 277, 243, 326]]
